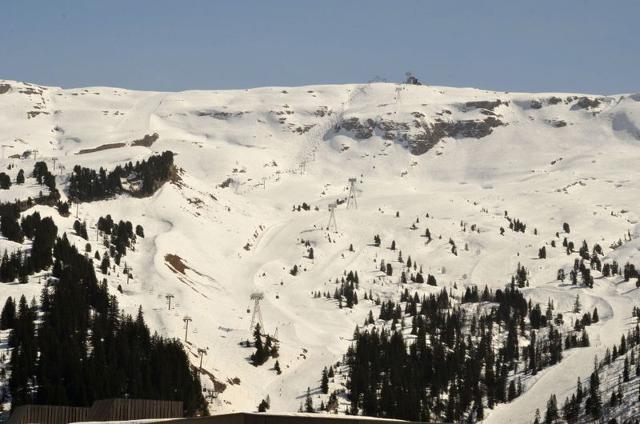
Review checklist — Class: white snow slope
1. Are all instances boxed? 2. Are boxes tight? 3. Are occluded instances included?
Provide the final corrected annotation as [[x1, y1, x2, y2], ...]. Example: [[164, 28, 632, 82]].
[[1, 80, 640, 423]]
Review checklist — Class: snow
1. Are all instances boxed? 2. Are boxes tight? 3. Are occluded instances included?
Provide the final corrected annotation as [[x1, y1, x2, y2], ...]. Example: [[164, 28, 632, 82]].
[[1, 79, 640, 422]]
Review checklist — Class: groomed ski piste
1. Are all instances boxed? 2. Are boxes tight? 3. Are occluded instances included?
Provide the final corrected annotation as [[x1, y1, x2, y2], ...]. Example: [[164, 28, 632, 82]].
[[1, 79, 640, 423]]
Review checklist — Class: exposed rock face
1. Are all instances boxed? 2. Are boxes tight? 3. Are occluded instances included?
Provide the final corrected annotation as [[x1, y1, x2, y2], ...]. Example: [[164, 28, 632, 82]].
[[461, 99, 505, 111], [0, 84, 10, 94], [545, 119, 567, 128], [408, 117, 505, 155], [571, 96, 601, 110], [529, 100, 543, 109], [335, 115, 505, 155], [195, 110, 245, 119]]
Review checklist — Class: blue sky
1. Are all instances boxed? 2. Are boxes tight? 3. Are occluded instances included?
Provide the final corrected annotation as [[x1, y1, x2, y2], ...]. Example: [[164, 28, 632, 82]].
[[1, 1, 638, 93]]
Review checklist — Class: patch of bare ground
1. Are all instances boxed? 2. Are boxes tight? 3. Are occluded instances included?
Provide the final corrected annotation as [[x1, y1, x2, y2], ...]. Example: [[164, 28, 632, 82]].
[[132, 132, 159, 147], [165, 253, 188, 274], [77, 142, 126, 154], [169, 165, 185, 188]]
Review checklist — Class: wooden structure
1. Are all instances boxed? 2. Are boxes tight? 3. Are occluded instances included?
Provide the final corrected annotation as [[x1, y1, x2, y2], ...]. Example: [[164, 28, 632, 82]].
[[8, 398, 183, 424], [160, 413, 438, 424], [6, 405, 88, 424]]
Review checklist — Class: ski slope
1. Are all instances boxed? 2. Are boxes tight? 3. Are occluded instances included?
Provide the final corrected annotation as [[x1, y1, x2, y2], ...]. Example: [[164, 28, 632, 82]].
[[1, 79, 640, 422]]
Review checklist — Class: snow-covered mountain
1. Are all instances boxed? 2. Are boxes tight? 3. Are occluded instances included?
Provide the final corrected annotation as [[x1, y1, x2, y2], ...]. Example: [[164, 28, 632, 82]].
[[1, 79, 640, 423]]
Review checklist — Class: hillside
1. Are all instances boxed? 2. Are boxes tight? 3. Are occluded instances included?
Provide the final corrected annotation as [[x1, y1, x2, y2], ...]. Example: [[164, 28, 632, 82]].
[[1, 79, 640, 423]]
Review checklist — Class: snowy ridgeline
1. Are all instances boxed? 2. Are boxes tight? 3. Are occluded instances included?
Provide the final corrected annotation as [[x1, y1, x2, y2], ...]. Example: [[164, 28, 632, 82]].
[[0, 79, 639, 423]]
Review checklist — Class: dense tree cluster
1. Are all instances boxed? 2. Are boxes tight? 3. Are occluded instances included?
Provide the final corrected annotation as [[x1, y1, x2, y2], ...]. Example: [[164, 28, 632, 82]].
[[68, 151, 174, 201], [33, 162, 56, 190], [314, 270, 360, 309], [538, 326, 640, 423], [97, 215, 140, 261], [250, 323, 279, 366], [512, 263, 529, 288], [4, 234, 206, 415], [0, 211, 58, 282], [0, 172, 11, 189], [73, 220, 88, 240], [292, 202, 311, 212], [342, 283, 585, 422], [508, 217, 527, 233], [0, 203, 24, 243]]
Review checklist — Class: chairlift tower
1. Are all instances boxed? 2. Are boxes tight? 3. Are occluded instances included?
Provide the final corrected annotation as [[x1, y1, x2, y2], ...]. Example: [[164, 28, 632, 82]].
[[165, 294, 174, 310], [183, 316, 193, 343], [197, 348, 207, 373], [346, 178, 358, 209], [327, 203, 338, 232], [249, 292, 265, 332]]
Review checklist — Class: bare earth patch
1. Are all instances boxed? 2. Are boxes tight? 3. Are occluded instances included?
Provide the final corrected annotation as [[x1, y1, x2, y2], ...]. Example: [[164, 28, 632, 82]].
[[77, 142, 126, 154], [132, 133, 159, 147], [165, 253, 188, 274]]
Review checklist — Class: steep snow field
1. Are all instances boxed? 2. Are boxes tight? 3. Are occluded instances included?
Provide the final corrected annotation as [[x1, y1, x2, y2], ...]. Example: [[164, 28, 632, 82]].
[[1, 80, 640, 422]]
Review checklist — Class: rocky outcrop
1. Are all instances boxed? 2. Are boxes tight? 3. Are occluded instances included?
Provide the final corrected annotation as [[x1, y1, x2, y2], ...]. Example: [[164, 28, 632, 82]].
[[335, 115, 505, 155], [571, 96, 601, 110], [461, 99, 505, 111], [545, 119, 567, 128], [407, 117, 505, 155]]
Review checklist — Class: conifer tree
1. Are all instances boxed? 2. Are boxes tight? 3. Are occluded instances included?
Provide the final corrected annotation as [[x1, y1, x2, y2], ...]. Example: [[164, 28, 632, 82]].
[[16, 169, 25, 184], [0, 296, 16, 329], [305, 387, 314, 412], [321, 367, 329, 394], [544, 394, 558, 423]]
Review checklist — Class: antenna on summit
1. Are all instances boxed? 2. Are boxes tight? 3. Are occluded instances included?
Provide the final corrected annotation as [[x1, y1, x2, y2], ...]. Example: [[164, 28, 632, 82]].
[[346, 178, 358, 209], [327, 203, 338, 232]]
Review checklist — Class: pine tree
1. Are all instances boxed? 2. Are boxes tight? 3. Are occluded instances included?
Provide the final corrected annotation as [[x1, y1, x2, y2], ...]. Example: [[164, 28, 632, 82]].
[[305, 387, 314, 412], [258, 399, 269, 412], [573, 294, 581, 313], [623, 357, 630, 382], [533, 408, 541, 424], [538, 246, 546, 259], [321, 367, 329, 394], [16, 169, 25, 184], [544, 394, 558, 423], [0, 296, 16, 329], [586, 364, 602, 419]]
